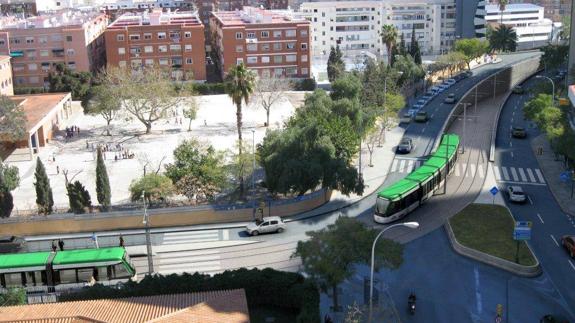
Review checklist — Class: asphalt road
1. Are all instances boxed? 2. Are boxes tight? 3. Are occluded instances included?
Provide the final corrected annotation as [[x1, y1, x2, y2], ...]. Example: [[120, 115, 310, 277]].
[[494, 72, 575, 317]]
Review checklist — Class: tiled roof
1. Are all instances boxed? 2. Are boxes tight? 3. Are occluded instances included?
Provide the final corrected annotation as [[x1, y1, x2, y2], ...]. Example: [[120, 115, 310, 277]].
[[8, 93, 71, 134], [0, 289, 250, 323]]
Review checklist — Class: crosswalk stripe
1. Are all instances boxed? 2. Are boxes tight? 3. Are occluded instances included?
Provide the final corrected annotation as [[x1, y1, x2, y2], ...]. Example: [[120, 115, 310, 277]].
[[469, 164, 476, 177], [518, 168, 528, 182], [526, 169, 537, 182], [407, 160, 414, 172], [493, 165, 502, 181], [510, 167, 519, 181], [399, 160, 406, 173], [535, 169, 546, 183], [454, 163, 460, 176], [501, 167, 510, 181], [478, 164, 484, 178], [391, 159, 399, 172]]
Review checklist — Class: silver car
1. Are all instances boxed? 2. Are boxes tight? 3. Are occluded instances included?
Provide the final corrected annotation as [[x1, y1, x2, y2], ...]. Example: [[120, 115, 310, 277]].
[[246, 216, 286, 236], [507, 186, 526, 203]]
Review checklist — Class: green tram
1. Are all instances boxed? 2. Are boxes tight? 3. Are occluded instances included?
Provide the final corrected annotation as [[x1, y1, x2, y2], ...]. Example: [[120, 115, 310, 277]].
[[375, 134, 460, 223], [0, 247, 136, 293]]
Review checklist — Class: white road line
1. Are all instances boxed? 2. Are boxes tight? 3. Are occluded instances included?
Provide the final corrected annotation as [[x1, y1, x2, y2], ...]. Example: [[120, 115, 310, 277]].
[[222, 229, 229, 241], [421, 127, 426, 133], [518, 168, 528, 182], [478, 164, 484, 178], [474, 268, 482, 316], [496, 180, 546, 186], [501, 167, 510, 181], [493, 166, 502, 181], [536, 213, 544, 224], [470, 164, 476, 177], [407, 160, 415, 172], [527, 196, 533, 205], [431, 113, 435, 118], [454, 163, 461, 177], [399, 159, 406, 172], [551, 234, 559, 247], [535, 169, 546, 183], [511, 151, 514, 158], [569, 260, 575, 272], [510, 167, 519, 181], [526, 168, 536, 182], [393, 159, 401, 172], [510, 141, 513, 148]]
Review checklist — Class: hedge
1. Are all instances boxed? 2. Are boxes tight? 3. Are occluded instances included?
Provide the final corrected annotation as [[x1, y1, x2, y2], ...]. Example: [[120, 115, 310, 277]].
[[194, 82, 226, 95], [59, 268, 320, 323], [14, 87, 46, 95]]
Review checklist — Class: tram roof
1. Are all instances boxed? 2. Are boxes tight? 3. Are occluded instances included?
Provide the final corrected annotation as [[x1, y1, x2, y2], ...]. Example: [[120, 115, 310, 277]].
[[52, 247, 126, 266], [0, 251, 51, 270]]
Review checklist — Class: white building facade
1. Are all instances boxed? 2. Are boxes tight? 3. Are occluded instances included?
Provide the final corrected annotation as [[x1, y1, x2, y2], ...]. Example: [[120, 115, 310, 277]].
[[485, 3, 558, 50], [296, 0, 456, 60]]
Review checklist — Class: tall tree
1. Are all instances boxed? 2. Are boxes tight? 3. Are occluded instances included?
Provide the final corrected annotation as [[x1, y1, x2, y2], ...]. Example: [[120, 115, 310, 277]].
[[498, 0, 508, 24], [224, 63, 256, 198], [410, 26, 422, 65], [454, 38, 489, 70], [48, 63, 93, 105], [399, 32, 407, 56], [67, 181, 91, 214], [101, 66, 184, 134], [380, 24, 399, 66], [129, 173, 174, 205], [0, 288, 26, 306], [95, 148, 111, 209], [253, 75, 292, 127], [327, 45, 345, 82], [293, 217, 403, 311], [0, 163, 19, 218], [0, 95, 26, 142], [34, 158, 53, 215], [489, 25, 517, 52], [85, 85, 121, 136]]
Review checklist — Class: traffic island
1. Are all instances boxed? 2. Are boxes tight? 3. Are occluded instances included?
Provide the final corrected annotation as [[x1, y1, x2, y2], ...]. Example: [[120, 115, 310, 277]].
[[445, 203, 542, 277]]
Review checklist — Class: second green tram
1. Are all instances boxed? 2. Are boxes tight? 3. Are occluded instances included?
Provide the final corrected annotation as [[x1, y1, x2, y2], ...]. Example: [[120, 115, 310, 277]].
[[375, 134, 460, 223], [0, 247, 136, 292]]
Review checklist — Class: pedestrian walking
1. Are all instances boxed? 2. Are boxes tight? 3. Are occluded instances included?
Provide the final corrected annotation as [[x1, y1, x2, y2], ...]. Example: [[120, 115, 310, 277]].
[[119, 235, 124, 247], [77, 127, 80, 134], [204, 119, 207, 126], [52, 154, 56, 162], [56, 165, 59, 174], [51, 240, 57, 252], [58, 239, 64, 251]]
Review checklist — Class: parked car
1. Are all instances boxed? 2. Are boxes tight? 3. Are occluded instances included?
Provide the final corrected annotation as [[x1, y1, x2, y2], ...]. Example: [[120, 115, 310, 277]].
[[446, 78, 457, 85], [246, 216, 286, 236], [396, 137, 414, 154], [400, 113, 413, 124], [540, 314, 570, 323], [421, 95, 433, 102], [511, 126, 527, 138], [561, 235, 575, 258], [414, 111, 429, 123], [431, 86, 443, 93], [413, 103, 425, 110], [426, 89, 437, 97], [444, 93, 457, 104], [0, 236, 25, 254], [439, 83, 450, 90], [512, 85, 524, 94], [507, 186, 527, 203]]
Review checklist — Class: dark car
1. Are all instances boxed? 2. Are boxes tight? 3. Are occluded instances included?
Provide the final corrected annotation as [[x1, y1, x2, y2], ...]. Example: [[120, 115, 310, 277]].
[[396, 137, 414, 154], [0, 236, 25, 254], [511, 126, 527, 138], [561, 235, 575, 258], [540, 314, 570, 323], [512, 86, 524, 94]]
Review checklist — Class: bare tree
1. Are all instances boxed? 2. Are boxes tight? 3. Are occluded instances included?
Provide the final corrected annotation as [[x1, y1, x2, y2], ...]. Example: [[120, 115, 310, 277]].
[[85, 85, 121, 136], [101, 66, 184, 134], [253, 75, 292, 127], [137, 153, 166, 176], [183, 97, 198, 131]]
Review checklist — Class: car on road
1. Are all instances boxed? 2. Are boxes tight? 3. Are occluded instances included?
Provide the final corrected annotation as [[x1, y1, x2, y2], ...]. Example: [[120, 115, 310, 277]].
[[431, 86, 443, 93], [413, 102, 425, 110], [507, 186, 527, 203], [400, 113, 413, 124], [512, 85, 524, 94], [414, 111, 429, 123], [396, 137, 414, 154], [444, 93, 457, 104], [0, 236, 25, 254], [561, 235, 575, 258], [416, 98, 427, 106], [446, 78, 457, 86], [511, 126, 527, 138], [439, 83, 450, 90], [246, 216, 286, 236]]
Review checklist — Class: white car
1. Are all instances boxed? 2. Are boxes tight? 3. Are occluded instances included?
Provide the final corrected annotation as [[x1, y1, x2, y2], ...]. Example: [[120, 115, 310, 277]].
[[446, 79, 456, 85], [246, 216, 286, 236], [400, 113, 413, 124], [507, 186, 527, 203]]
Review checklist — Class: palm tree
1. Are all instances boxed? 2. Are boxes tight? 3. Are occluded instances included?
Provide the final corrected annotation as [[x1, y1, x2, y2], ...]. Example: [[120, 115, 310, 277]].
[[490, 25, 517, 52], [224, 63, 256, 198], [380, 25, 398, 66]]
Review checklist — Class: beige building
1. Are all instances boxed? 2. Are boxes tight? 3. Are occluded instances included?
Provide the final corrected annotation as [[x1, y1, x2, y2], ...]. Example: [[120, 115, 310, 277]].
[[0, 10, 108, 90], [0, 56, 13, 96]]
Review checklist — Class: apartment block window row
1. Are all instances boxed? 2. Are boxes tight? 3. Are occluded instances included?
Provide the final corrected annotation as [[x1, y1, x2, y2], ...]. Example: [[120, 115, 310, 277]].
[[236, 29, 305, 40], [245, 54, 306, 65], [117, 31, 192, 42], [6, 34, 66, 45], [117, 44, 193, 55], [120, 57, 193, 68], [259, 67, 308, 78]]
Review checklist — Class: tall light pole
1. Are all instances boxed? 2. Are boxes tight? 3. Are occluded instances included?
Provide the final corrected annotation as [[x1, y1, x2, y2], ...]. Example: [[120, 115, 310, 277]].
[[369, 222, 420, 322], [142, 190, 154, 275], [535, 75, 555, 102], [461, 102, 472, 154], [251, 129, 256, 221]]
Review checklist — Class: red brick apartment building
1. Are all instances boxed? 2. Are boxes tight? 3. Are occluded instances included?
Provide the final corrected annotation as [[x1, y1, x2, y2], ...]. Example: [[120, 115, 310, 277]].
[[105, 10, 206, 81], [0, 11, 108, 89], [210, 6, 311, 79]]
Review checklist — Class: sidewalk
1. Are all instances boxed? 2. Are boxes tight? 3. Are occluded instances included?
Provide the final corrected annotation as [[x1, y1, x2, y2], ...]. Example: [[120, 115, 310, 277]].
[[532, 134, 575, 217]]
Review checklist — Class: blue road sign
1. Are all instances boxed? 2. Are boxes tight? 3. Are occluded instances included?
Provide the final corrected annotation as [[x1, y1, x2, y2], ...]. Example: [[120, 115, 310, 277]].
[[560, 171, 571, 183], [513, 221, 532, 240], [490, 186, 499, 196]]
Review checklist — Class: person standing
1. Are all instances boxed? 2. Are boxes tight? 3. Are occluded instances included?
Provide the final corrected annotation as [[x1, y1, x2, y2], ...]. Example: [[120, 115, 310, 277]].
[[119, 235, 124, 247], [51, 240, 57, 252], [58, 239, 64, 251]]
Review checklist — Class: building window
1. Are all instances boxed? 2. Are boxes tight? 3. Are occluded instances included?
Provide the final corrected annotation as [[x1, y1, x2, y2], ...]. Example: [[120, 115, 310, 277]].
[[236, 32, 243, 39], [67, 49, 75, 56], [273, 43, 281, 50], [129, 34, 140, 41], [274, 68, 283, 76], [51, 34, 62, 42], [236, 45, 243, 52], [247, 56, 257, 64], [286, 42, 295, 49], [286, 67, 297, 76], [301, 68, 309, 75], [236, 58, 243, 65], [28, 63, 37, 71], [12, 63, 23, 72], [26, 37, 34, 44], [169, 31, 180, 40], [286, 55, 297, 62], [301, 55, 308, 62], [301, 43, 308, 50], [144, 33, 152, 40], [262, 69, 271, 78], [66, 35, 73, 42], [274, 55, 282, 63], [159, 58, 169, 65], [184, 31, 191, 38], [0, 39, 4, 46], [184, 45, 192, 52], [158, 45, 168, 53], [186, 58, 193, 64], [39, 36, 48, 44], [273, 30, 282, 38], [247, 32, 256, 39], [170, 44, 181, 52], [300, 30, 308, 37], [261, 56, 270, 63], [26, 50, 36, 58], [67, 62, 76, 70], [131, 59, 142, 68], [144, 46, 153, 53], [145, 59, 154, 66], [130, 47, 141, 55], [261, 44, 270, 51], [261, 31, 269, 38], [41, 62, 50, 71], [117, 34, 125, 41], [118, 48, 125, 55], [40, 50, 49, 57], [286, 30, 296, 37], [247, 44, 257, 51], [157, 32, 166, 39]]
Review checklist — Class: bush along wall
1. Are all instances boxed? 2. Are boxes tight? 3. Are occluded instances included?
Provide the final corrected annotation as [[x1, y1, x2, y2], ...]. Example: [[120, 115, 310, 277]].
[[59, 268, 320, 323]]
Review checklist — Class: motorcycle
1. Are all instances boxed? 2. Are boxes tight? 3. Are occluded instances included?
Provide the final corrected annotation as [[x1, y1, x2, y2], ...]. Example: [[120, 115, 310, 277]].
[[408, 293, 416, 315]]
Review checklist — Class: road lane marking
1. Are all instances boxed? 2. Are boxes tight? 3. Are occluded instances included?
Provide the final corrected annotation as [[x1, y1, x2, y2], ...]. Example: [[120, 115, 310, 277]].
[[431, 113, 435, 118], [421, 127, 426, 133], [496, 180, 546, 186], [510, 167, 519, 181], [536, 213, 544, 224], [454, 163, 461, 177], [470, 164, 476, 177], [527, 196, 533, 205], [502, 167, 510, 181], [407, 160, 415, 172], [526, 169, 536, 182], [518, 168, 528, 182], [222, 229, 229, 240], [474, 268, 482, 316], [493, 166, 502, 180], [399, 160, 406, 173], [535, 169, 546, 183], [570, 260, 575, 272], [510, 141, 513, 148], [478, 164, 484, 177], [551, 234, 559, 247]]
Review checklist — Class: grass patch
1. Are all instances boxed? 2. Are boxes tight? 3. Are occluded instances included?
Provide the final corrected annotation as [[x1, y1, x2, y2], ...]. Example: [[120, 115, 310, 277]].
[[449, 204, 537, 266], [250, 306, 298, 323]]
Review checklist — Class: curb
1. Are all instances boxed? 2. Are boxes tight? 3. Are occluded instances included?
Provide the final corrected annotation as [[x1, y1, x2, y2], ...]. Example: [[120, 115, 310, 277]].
[[444, 212, 542, 278]]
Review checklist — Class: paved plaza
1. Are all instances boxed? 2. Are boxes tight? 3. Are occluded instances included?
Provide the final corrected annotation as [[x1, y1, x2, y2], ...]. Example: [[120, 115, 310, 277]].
[[8, 93, 303, 214]]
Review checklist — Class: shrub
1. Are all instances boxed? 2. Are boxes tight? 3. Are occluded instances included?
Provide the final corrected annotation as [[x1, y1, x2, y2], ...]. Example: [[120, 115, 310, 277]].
[[194, 82, 226, 95], [294, 78, 317, 91]]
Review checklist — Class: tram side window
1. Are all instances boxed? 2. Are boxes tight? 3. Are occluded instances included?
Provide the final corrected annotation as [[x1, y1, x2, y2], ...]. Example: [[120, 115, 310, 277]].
[[387, 200, 402, 215], [4, 273, 23, 287], [25, 271, 44, 286], [404, 189, 421, 206], [97, 266, 107, 281], [110, 263, 131, 279], [59, 269, 77, 284], [77, 268, 93, 283]]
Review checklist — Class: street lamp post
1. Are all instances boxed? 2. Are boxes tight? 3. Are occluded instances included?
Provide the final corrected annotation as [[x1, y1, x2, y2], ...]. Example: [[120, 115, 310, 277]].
[[251, 129, 256, 221], [142, 190, 154, 275], [535, 75, 555, 102], [461, 102, 472, 154], [368, 222, 420, 322]]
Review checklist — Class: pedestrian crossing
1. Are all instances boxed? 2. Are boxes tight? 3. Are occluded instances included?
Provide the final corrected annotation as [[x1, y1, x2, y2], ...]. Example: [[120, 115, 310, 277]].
[[391, 158, 486, 179], [160, 229, 224, 245], [493, 165, 546, 185], [157, 249, 222, 275], [390, 158, 424, 173]]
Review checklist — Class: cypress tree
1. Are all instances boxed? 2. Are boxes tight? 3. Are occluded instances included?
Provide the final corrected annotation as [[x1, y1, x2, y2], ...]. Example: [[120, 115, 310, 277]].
[[399, 33, 407, 56], [413, 40, 422, 65], [95, 148, 111, 209], [67, 181, 91, 214], [0, 169, 13, 218], [410, 25, 417, 58], [34, 158, 53, 215]]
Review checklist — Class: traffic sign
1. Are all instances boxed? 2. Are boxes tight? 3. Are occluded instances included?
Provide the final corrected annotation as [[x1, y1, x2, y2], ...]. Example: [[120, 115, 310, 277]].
[[513, 226, 531, 241], [516, 221, 532, 228], [560, 171, 571, 183], [490, 186, 499, 196]]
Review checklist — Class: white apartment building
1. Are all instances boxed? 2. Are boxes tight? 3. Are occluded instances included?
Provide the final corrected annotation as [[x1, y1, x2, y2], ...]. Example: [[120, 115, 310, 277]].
[[296, 0, 456, 60], [485, 3, 559, 50]]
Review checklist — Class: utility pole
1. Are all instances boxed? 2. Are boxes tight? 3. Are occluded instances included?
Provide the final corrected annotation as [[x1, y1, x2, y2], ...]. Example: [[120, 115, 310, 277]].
[[142, 190, 154, 275]]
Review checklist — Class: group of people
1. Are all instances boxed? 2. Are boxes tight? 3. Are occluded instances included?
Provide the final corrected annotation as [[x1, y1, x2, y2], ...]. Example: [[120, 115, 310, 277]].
[[65, 126, 80, 139], [90, 142, 135, 160], [51, 239, 65, 252]]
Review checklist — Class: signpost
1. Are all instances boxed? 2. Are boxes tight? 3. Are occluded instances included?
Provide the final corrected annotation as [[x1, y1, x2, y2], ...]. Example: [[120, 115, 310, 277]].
[[513, 221, 532, 263], [490, 186, 499, 205], [559, 171, 574, 198]]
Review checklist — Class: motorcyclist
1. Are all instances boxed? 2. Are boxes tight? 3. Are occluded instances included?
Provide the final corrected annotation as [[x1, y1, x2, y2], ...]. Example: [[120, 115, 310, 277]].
[[408, 293, 416, 314]]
